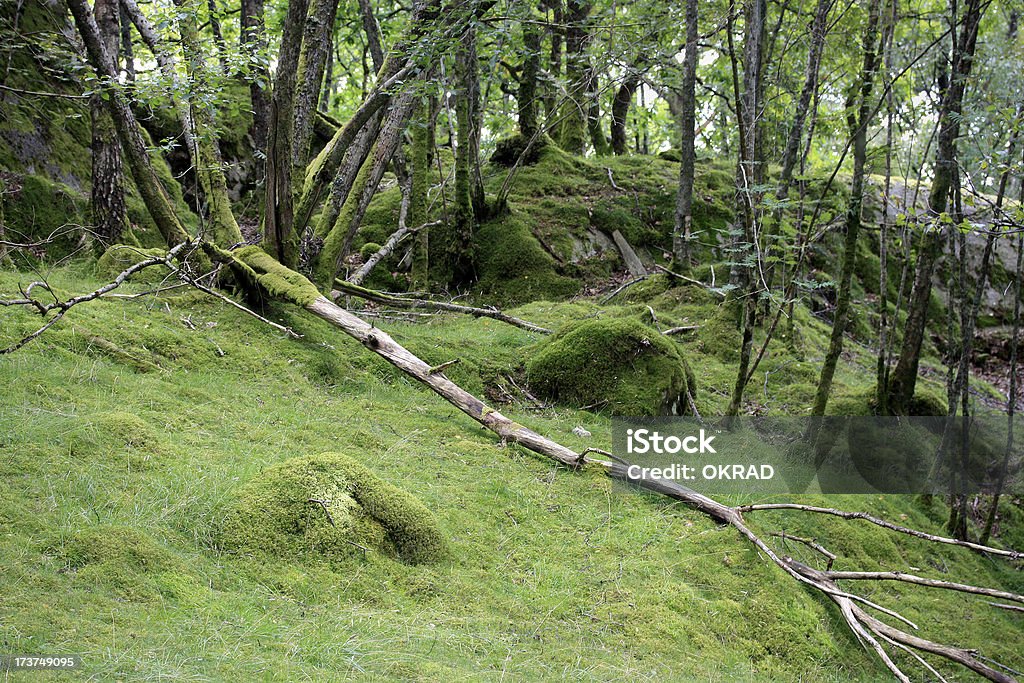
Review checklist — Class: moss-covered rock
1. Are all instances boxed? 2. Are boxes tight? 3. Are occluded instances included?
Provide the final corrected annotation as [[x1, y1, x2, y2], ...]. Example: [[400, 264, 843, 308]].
[[95, 245, 171, 283], [526, 317, 695, 415], [68, 411, 165, 469], [473, 214, 578, 305], [219, 453, 447, 565]]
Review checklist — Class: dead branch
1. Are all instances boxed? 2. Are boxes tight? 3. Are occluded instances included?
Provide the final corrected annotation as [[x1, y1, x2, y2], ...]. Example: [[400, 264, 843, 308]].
[[654, 263, 726, 298], [739, 503, 1021, 559], [989, 603, 1024, 613], [771, 531, 836, 569], [1, 242, 193, 354], [348, 219, 441, 286], [825, 570, 1024, 604], [332, 280, 551, 334], [600, 275, 647, 303], [663, 325, 699, 335]]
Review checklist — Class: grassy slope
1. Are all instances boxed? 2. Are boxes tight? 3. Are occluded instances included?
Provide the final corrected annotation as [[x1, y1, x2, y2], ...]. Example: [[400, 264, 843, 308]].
[[2, 263, 1022, 681]]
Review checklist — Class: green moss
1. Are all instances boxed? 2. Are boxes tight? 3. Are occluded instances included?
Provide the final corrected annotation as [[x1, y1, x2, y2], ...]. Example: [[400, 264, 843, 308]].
[[696, 304, 742, 363], [218, 452, 447, 564], [95, 245, 171, 283], [65, 411, 165, 469], [3, 174, 87, 261], [527, 316, 694, 415], [50, 526, 194, 601], [473, 214, 578, 305], [234, 245, 324, 305], [359, 242, 383, 260]]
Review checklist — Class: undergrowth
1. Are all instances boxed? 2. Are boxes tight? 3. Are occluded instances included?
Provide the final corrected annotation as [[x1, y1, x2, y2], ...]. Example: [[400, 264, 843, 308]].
[[1, 265, 1021, 681]]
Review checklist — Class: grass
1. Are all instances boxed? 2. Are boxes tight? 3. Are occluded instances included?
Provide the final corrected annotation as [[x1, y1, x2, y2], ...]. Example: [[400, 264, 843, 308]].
[[1, 262, 1022, 681]]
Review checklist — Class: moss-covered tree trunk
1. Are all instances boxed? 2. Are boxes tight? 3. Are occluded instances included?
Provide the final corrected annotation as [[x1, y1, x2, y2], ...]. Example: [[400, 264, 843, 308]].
[[173, 0, 243, 248], [451, 26, 482, 281], [888, 0, 985, 414], [557, 0, 590, 155], [90, 0, 127, 245], [410, 101, 432, 290]]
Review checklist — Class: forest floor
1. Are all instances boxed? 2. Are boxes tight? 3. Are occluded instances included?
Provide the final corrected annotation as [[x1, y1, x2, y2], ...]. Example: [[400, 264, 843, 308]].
[[1, 263, 1022, 681]]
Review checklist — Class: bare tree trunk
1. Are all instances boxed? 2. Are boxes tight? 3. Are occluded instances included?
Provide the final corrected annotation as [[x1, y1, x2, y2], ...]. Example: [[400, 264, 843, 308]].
[[810, 0, 882, 423], [240, 0, 271, 182], [118, 0, 135, 82], [69, 0, 191, 248], [725, 0, 766, 418], [672, 0, 697, 266], [291, 0, 341, 172], [888, 0, 985, 413], [261, 0, 310, 267], [610, 71, 639, 156], [777, 0, 832, 195], [319, 35, 334, 113], [90, 0, 127, 245]]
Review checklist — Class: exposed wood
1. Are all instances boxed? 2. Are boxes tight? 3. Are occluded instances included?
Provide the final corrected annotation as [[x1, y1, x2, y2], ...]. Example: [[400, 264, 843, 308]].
[[348, 220, 440, 287], [611, 229, 647, 278]]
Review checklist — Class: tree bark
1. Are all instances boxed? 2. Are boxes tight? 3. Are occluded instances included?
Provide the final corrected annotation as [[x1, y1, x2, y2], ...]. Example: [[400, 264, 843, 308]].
[[672, 0, 698, 265], [777, 0, 832, 196], [240, 0, 271, 181], [261, 0, 310, 267], [69, 0, 191, 248], [90, 0, 127, 245], [609, 71, 639, 156], [888, 0, 985, 414], [291, 0, 341, 172]]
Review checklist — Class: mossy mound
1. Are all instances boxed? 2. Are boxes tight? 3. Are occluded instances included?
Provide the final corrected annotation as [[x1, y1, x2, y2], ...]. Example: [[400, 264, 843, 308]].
[[473, 214, 578, 305], [69, 411, 165, 468], [51, 526, 197, 601], [219, 453, 447, 565], [95, 245, 171, 283], [526, 317, 695, 415]]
